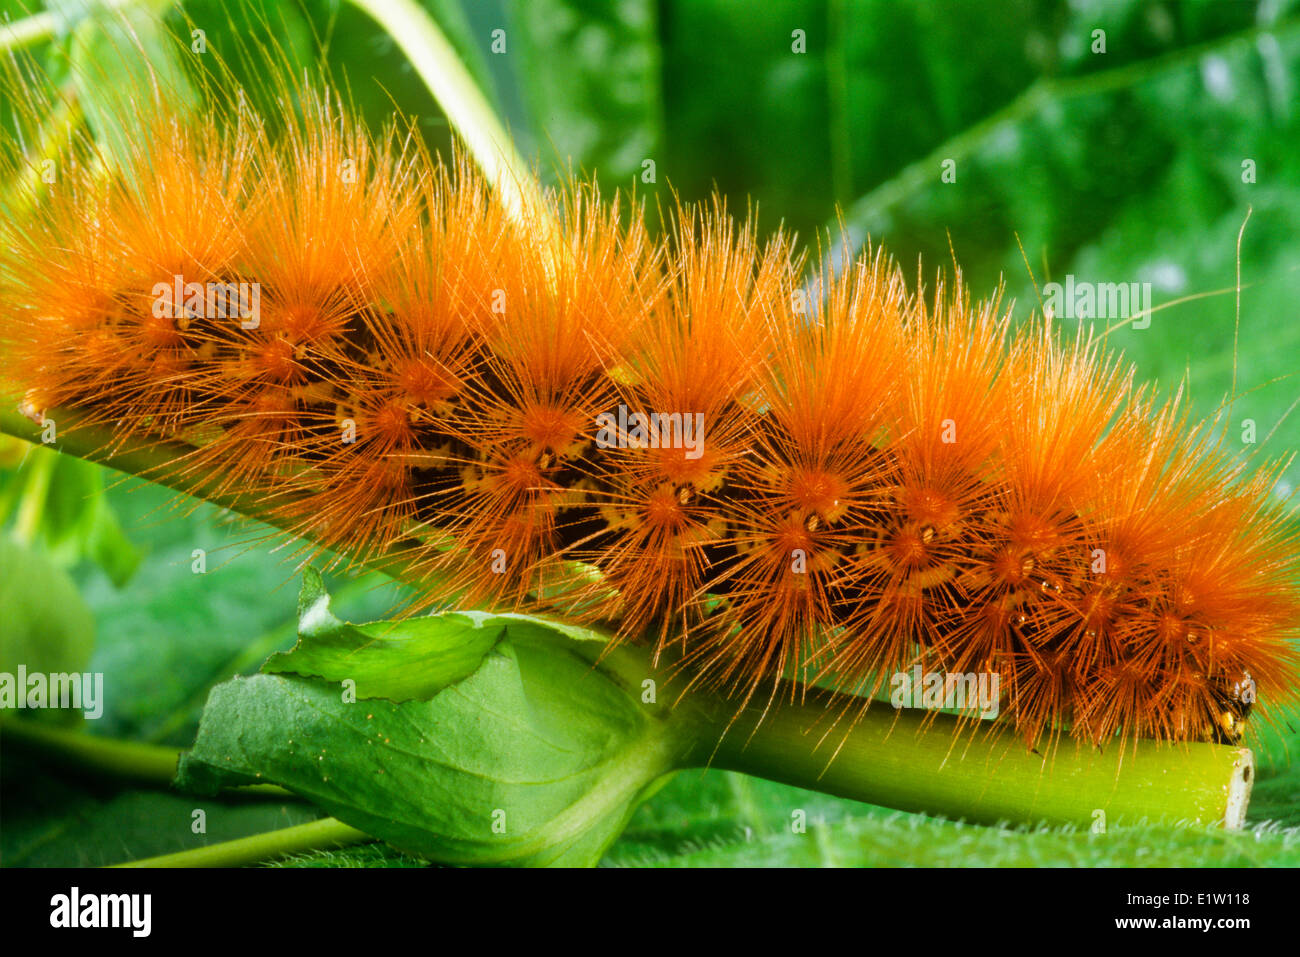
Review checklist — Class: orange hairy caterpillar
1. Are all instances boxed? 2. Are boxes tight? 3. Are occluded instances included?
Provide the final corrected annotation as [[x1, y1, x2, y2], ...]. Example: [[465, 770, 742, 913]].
[[2, 68, 1297, 756]]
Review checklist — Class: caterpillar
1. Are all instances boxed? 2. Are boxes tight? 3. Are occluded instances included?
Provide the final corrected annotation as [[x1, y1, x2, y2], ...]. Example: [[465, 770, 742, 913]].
[[2, 55, 1297, 756]]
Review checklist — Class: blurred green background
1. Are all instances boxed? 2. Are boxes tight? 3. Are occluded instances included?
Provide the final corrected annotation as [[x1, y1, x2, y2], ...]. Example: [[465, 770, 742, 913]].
[[2, 0, 1298, 866]]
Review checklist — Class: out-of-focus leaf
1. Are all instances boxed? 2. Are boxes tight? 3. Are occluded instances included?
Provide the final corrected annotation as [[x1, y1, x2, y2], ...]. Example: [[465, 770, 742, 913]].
[[289, 0, 504, 160], [71, 478, 411, 742], [54, 0, 201, 169], [659, 0, 830, 230], [827, 7, 1300, 501], [0, 749, 321, 866], [506, 0, 662, 186], [0, 536, 95, 726], [2, 446, 141, 587]]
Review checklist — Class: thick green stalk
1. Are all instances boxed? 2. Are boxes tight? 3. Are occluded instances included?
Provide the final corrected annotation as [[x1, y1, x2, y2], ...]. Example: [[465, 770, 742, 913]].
[[0, 404, 425, 586], [689, 688, 1254, 830], [112, 817, 368, 868], [585, 642, 1254, 830], [0, 717, 293, 796], [344, 0, 542, 224], [1, 716, 180, 784]]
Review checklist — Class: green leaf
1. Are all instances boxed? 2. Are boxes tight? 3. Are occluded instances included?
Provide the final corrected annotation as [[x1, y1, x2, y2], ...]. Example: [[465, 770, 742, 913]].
[[262, 566, 507, 701], [79, 488, 142, 588], [176, 667, 676, 866], [178, 571, 685, 866], [610, 802, 1300, 867], [657, 0, 833, 232], [1, 446, 141, 587], [821, 8, 1300, 501], [264, 566, 612, 703], [265, 841, 426, 868]]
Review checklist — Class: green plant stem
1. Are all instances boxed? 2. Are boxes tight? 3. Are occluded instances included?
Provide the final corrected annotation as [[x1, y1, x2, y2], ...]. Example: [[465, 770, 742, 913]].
[[1, 716, 180, 784], [0, 406, 1253, 847], [0, 9, 56, 54], [111, 816, 369, 867], [583, 644, 1254, 831], [0, 405, 426, 586], [344, 0, 542, 224], [688, 687, 1255, 830], [0, 718, 293, 797]]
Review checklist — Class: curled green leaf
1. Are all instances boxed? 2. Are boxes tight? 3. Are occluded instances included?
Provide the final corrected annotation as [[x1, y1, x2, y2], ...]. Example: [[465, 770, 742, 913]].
[[263, 567, 506, 702], [177, 570, 689, 866]]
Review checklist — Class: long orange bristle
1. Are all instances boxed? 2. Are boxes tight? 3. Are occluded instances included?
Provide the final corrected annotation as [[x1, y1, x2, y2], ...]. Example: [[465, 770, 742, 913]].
[[2, 70, 1296, 751], [580, 205, 787, 654]]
